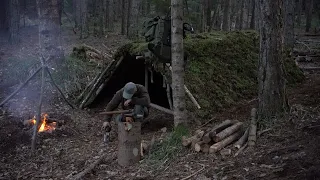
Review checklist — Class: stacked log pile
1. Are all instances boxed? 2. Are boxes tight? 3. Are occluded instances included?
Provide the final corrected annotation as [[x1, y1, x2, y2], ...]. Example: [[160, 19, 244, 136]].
[[182, 108, 257, 156]]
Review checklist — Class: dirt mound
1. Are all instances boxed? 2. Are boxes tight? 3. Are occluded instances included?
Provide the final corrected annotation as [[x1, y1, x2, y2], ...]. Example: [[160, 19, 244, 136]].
[[114, 31, 305, 120]]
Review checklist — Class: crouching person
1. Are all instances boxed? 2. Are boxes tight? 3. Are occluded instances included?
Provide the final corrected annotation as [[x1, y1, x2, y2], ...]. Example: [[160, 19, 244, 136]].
[[102, 82, 151, 132]]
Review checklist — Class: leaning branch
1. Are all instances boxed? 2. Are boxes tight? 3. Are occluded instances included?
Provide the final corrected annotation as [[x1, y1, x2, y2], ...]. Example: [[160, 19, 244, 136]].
[[45, 67, 75, 109], [0, 66, 42, 107]]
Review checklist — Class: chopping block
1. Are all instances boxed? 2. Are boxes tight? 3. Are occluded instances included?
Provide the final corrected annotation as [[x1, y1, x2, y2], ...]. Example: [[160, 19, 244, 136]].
[[117, 121, 141, 167]]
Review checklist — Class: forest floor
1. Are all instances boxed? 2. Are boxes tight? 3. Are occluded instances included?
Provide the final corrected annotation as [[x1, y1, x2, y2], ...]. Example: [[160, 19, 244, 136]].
[[0, 25, 320, 180]]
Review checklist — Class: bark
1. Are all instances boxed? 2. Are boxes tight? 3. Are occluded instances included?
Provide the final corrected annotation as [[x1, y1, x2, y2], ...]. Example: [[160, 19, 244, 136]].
[[284, 0, 295, 49], [212, 122, 243, 142], [117, 122, 141, 166], [9, 0, 20, 44], [126, 0, 131, 36], [202, 119, 235, 143], [37, 0, 65, 70], [296, 0, 302, 27], [121, 0, 127, 35], [31, 66, 45, 152], [258, 0, 288, 121], [128, 0, 140, 38], [222, 0, 231, 31], [171, 0, 186, 127], [73, 0, 81, 27], [234, 127, 249, 148], [182, 130, 204, 147], [79, 0, 88, 39], [250, 0, 255, 29], [305, 0, 313, 32], [209, 130, 243, 153], [238, 0, 245, 30], [106, 0, 115, 31], [248, 108, 257, 146]]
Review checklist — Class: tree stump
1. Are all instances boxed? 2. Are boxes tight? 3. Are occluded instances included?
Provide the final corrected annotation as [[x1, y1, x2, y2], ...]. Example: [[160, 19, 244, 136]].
[[117, 122, 141, 167]]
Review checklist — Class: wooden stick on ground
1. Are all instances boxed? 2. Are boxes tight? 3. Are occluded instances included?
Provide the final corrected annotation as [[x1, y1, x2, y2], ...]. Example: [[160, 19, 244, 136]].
[[194, 141, 210, 153], [71, 153, 114, 180], [213, 122, 243, 142], [0, 66, 42, 107], [234, 142, 248, 157], [31, 66, 45, 152], [45, 67, 75, 109], [209, 130, 243, 153], [234, 127, 249, 149], [202, 119, 236, 143], [180, 164, 205, 180], [248, 108, 257, 147]]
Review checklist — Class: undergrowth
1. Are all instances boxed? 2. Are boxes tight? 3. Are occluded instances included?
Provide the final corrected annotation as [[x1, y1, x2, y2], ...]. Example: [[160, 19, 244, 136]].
[[142, 125, 189, 172]]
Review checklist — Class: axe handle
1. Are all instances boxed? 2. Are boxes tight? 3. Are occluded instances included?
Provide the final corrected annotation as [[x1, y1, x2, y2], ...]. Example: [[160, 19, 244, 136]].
[[99, 109, 132, 115]]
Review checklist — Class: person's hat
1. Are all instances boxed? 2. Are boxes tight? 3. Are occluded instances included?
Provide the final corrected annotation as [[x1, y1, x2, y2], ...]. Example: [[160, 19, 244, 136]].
[[123, 82, 137, 99]]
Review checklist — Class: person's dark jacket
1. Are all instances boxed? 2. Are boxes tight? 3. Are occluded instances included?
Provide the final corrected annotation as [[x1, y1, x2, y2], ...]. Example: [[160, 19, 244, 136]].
[[104, 84, 150, 122]]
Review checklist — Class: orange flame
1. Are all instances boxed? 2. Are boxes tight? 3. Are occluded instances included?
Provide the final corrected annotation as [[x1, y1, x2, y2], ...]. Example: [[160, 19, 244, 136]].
[[30, 113, 56, 133]]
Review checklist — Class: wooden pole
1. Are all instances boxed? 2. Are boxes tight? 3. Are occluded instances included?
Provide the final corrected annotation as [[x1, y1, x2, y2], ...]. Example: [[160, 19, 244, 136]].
[[150, 103, 173, 115], [166, 84, 173, 110], [0, 66, 42, 107], [117, 122, 141, 167], [167, 65, 201, 109], [248, 108, 257, 147], [31, 66, 45, 152], [145, 66, 148, 90], [45, 67, 75, 109]]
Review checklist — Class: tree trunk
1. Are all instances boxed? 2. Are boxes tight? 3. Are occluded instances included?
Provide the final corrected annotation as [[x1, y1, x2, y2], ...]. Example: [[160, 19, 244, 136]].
[[258, 0, 288, 122], [128, 0, 140, 38], [250, 0, 255, 29], [284, 0, 295, 50], [121, 0, 127, 35], [99, 0, 105, 36], [37, 0, 65, 70], [305, 0, 313, 32], [126, 0, 131, 36], [296, 0, 302, 27], [79, 0, 88, 39], [171, 0, 186, 127], [9, 0, 20, 44], [238, 0, 245, 30], [73, 0, 81, 27], [222, 0, 231, 31]]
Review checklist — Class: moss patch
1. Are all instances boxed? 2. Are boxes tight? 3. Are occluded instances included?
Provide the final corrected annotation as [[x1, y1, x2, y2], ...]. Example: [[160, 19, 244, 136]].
[[113, 31, 305, 120]]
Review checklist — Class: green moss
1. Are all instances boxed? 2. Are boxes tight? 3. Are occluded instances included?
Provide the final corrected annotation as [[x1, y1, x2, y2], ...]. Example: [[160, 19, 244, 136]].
[[114, 30, 305, 120]]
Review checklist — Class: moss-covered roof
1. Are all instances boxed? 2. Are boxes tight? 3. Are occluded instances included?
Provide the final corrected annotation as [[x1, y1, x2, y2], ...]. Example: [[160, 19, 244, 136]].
[[113, 31, 305, 119]]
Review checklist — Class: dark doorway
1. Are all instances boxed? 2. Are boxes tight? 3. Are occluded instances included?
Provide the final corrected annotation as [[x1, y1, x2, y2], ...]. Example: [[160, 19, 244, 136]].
[[88, 55, 171, 110]]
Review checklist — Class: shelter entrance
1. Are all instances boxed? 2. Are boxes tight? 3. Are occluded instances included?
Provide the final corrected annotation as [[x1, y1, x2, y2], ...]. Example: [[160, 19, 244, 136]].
[[88, 55, 171, 110]]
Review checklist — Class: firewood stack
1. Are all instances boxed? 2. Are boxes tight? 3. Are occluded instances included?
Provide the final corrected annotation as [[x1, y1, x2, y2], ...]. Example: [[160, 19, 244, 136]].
[[182, 108, 257, 156]]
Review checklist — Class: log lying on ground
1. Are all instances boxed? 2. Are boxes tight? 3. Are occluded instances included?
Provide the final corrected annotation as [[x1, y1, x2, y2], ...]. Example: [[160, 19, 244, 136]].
[[234, 127, 249, 149], [194, 141, 210, 153], [248, 108, 257, 147], [212, 122, 243, 142], [182, 130, 204, 147], [202, 120, 237, 143], [209, 130, 243, 153]]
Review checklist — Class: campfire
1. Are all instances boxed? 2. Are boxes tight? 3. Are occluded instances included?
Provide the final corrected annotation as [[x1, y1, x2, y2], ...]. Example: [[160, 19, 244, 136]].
[[24, 113, 58, 133]]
